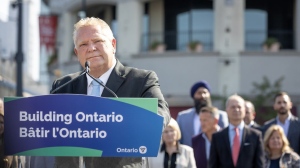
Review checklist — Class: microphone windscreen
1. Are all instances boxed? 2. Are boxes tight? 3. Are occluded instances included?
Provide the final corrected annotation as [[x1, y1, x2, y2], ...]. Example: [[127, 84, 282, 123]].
[[85, 61, 90, 68]]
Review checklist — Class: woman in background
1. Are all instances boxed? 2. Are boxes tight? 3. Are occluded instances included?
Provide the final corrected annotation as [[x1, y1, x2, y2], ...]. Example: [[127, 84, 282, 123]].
[[264, 125, 300, 168], [0, 98, 18, 168], [148, 118, 196, 168]]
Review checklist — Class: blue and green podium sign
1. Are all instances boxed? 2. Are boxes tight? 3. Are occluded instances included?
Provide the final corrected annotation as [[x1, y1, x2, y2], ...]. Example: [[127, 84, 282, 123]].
[[4, 95, 163, 157]]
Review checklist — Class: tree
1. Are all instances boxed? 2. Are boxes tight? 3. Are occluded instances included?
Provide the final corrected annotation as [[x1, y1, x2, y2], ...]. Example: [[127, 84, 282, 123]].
[[250, 76, 284, 124]]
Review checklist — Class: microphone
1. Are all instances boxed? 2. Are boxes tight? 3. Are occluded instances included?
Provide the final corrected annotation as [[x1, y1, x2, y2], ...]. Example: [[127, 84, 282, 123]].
[[50, 63, 89, 94], [85, 61, 90, 73], [85, 61, 118, 98]]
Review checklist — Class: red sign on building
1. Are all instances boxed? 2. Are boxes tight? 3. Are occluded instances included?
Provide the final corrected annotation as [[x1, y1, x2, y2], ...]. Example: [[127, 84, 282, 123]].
[[39, 15, 58, 50]]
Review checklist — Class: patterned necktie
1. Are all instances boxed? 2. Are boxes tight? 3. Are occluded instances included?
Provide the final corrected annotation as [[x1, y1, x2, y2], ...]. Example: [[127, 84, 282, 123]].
[[232, 127, 240, 166], [91, 80, 101, 96]]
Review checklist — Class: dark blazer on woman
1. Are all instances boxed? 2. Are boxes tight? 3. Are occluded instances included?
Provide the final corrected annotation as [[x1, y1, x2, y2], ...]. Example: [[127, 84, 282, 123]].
[[51, 59, 170, 168]]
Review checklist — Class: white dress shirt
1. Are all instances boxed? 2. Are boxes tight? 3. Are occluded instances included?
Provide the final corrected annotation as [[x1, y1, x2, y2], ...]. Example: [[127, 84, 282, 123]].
[[86, 60, 116, 96]]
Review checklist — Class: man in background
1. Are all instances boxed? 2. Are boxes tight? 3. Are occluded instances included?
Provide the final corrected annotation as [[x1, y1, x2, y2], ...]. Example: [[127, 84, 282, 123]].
[[263, 91, 300, 155], [209, 95, 264, 168], [177, 81, 228, 146], [192, 106, 220, 168], [244, 100, 260, 129]]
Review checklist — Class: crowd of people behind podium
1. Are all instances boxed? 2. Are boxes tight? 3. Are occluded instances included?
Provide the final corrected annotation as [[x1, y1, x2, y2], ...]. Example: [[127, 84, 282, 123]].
[[159, 81, 300, 168]]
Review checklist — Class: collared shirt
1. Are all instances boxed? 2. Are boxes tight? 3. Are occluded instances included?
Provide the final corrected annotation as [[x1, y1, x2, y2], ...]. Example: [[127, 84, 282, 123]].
[[247, 120, 255, 127], [202, 126, 220, 160], [86, 60, 116, 96], [276, 113, 292, 136], [193, 112, 200, 135], [228, 121, 244, 148]]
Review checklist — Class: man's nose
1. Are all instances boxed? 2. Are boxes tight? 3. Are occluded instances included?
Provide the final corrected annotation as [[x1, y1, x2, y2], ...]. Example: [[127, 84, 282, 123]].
[[200, 93, 206, 98], [87, 43, 96, 52]]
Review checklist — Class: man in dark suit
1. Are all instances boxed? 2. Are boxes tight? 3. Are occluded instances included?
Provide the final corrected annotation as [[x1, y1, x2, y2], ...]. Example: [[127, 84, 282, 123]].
[[192, 106, 220, 168], [262, 92, 300, 155], [244, 101, 260, 129], [50, 17, 170, 168], [209, 95, 264, 168]]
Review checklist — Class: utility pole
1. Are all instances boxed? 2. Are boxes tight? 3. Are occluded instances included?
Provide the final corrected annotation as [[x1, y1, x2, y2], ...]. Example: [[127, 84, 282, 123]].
[[78, 0, 86, 19], [82, 0, 86, 18], [79, 2, 86, 168], [15, 0, 24, 97], [78, 0, 86, 72]]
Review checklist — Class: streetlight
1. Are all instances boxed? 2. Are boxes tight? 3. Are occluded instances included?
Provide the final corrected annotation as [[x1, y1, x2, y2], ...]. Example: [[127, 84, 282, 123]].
[[78, 0, 86, 72], [78, 0, 86, 19], [14, 0, 24, 97]]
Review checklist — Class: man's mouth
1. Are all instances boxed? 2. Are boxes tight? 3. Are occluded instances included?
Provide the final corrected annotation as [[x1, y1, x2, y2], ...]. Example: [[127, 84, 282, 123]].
[[88, 56, 98, 59]]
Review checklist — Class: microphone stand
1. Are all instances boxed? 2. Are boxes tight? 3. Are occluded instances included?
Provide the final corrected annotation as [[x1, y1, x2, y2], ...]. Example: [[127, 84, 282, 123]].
[[86, 72, 118, 98], [85, 61, 118, 98]]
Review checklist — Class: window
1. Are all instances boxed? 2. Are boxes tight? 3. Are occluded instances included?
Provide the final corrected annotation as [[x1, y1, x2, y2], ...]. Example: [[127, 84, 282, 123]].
[[177, 9, 213, 51], [245, 10, 267, 51]]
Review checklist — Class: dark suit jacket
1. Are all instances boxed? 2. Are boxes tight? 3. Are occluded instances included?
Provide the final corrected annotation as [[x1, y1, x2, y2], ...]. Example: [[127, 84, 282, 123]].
[[262, 115, 300, 155], [50, 60, 170, 168], [251, 122, 260, 128], [209, 126, 264, 168], [192, 133, 208, 168], [249, 122, 262, 132]]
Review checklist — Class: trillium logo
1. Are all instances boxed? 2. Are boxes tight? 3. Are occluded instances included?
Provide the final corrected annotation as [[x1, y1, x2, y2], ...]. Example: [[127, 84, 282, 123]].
[[139, 146, 147, 154]]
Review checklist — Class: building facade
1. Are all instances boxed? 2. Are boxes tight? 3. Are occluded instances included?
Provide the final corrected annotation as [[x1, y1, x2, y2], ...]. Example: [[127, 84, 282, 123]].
[[48, 0, 300, 117]]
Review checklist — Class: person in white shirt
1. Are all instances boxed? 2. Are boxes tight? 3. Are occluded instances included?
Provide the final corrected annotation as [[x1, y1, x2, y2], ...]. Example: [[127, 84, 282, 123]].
[[263, 91, 300, 155]]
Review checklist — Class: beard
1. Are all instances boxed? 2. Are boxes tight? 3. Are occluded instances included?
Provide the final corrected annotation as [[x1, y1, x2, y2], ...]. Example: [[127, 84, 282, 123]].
[[194, 98, 212, 114], [276, 107, 289, 115]]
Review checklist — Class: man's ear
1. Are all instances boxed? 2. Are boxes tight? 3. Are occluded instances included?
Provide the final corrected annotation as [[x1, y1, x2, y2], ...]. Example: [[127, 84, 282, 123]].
[[290, 102, 293, 110], [215, 118, 219, 125], [74, 48, 78, 55], [74, 48, 79, 60], [112, 38, 117, 52]]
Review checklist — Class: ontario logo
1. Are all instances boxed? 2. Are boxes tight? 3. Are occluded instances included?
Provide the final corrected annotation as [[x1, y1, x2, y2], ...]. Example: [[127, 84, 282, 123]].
[[139, 146, 147, 154], [116, 146, 147, 154]]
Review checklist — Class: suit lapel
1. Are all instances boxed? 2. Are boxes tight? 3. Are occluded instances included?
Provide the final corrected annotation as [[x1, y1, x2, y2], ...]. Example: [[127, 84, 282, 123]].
[[188, 110, 196, 138], [270, 119, 276, 125], [237, 126, 249, 167], [287, 115, 296, 139], [223, 127, 232, 159], [239, 126, 248, 155], [73, 71, 87, 94], [102, 60, 125, 97], [200, 137, 208, 166]]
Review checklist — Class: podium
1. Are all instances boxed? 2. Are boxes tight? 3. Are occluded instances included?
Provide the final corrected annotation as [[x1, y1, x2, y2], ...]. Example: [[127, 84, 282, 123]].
[[4, 94, 163, 157]]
